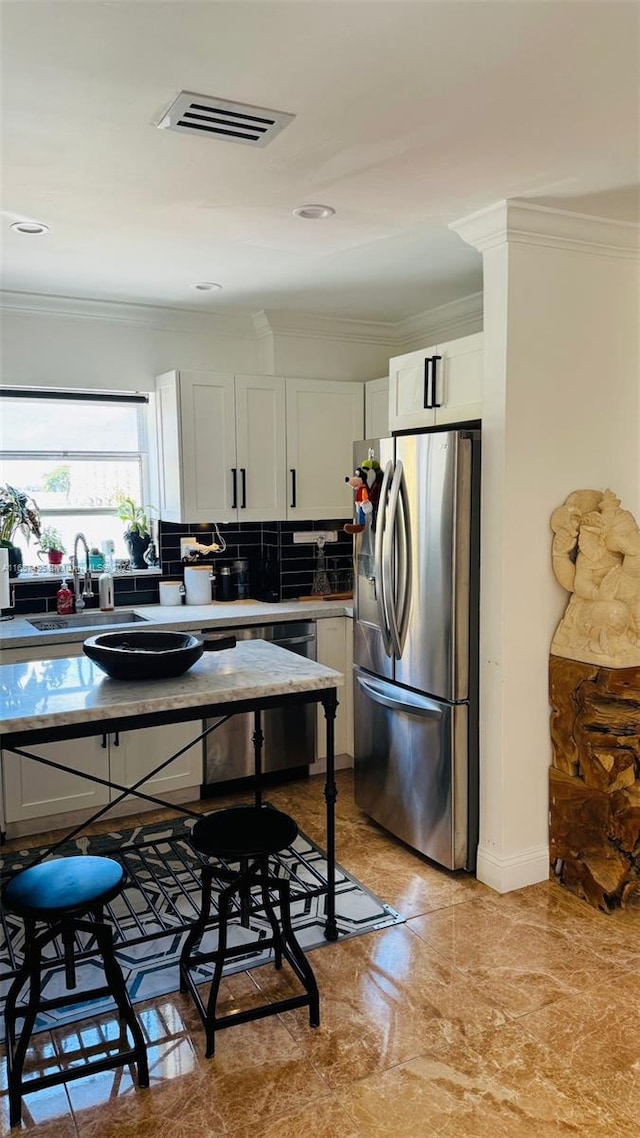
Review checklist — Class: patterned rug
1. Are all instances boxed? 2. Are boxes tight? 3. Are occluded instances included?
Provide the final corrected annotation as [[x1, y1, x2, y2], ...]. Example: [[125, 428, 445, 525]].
[[0, 812, 403, 1034]]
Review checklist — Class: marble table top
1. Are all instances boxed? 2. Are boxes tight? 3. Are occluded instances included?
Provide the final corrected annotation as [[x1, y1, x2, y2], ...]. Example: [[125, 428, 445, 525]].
[[0, 638, 343, 738]]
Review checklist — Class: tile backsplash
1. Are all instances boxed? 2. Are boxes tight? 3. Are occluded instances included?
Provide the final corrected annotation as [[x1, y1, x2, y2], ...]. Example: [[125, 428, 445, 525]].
[[6, 520, 355, 614]]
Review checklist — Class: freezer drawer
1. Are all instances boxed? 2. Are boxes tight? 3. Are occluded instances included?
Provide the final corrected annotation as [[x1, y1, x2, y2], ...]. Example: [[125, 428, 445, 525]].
[[353, 668, 470, 870], [204, 622, 316, 786]]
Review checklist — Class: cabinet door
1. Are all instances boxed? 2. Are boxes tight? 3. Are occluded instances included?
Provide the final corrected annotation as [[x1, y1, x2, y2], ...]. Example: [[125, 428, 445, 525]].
[[286, 379, 364, 520], [433, 332, 483, 426], [156, 369, 237, 523], [109, 721, 203, 801], [388, 348, 436, 431], [389, 333, 483, 431], [316, 616, 350, 761], [365, 377, 390, 439], [235, 375, 287, 521], [2, 737, 110, 824]]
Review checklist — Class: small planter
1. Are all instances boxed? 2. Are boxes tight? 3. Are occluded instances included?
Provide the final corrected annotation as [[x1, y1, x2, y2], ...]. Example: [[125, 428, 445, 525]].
[[1, 540, 22, 578], [124, 531, 151, 569], [37, 548, 64, 568]]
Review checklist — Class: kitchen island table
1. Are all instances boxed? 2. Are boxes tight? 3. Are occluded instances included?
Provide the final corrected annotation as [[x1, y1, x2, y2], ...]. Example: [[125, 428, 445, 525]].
[[0, 638, 342, 939]]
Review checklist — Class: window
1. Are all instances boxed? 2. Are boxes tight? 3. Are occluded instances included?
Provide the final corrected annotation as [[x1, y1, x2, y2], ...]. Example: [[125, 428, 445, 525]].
[[0, 387, 153, 566]]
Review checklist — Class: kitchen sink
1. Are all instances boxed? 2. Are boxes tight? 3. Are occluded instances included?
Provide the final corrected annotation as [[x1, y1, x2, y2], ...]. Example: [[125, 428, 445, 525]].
[[27, 611, 151, 632]]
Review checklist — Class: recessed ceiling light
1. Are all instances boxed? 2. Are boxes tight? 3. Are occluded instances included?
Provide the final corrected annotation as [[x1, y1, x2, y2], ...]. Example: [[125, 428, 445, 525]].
[[292, 204, 335, 220], [193, 282, 222, 291], [10, 221, 50, 235]]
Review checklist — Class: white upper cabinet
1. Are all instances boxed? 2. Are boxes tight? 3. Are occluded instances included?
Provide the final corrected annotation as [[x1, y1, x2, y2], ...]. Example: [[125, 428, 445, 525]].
[[365, 376, 390, 439], [285, 378, 364, 520], [156, 370, 363, 523], [156, 370, 286, 523], [388, 332, 483, 431], [234, 374, 288, 520]]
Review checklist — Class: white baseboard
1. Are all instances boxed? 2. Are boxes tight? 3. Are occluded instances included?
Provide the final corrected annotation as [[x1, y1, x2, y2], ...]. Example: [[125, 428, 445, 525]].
[[309, 753, 353, 777], [476, 843, 550, 894]]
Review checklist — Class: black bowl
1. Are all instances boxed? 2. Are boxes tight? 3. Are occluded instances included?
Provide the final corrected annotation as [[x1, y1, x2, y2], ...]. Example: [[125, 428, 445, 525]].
[[83, 630, 205, 680]]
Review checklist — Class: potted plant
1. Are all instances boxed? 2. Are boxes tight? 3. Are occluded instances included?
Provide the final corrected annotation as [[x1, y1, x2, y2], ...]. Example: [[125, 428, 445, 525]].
[[116, 497, 154, 569], [0, 483, 42, 577], [37, 526, 66, 567]]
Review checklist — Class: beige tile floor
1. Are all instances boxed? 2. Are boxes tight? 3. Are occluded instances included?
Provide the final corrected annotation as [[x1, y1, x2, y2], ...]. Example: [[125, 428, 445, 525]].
[[1, 769, 639, 1137]]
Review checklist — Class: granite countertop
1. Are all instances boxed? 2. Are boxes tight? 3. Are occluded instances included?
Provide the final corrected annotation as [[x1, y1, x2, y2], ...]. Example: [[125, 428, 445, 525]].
[[0, 599, 354, 652], [0, 639, 344, 737]]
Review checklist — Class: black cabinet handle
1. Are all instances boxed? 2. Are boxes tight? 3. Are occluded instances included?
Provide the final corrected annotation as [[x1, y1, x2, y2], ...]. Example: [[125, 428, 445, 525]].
[[231, 467, 238, 510], [431, 355, 442, 408], [240, 468, 247, 509], [290, 468, 297, 508], [101, 733, 108, 749], [112, 731, 120, 748], [423, 357, 431, 408]]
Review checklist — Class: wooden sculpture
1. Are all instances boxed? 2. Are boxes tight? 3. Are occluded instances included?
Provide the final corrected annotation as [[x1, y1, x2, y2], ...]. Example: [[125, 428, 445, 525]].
[[549, 489, 640, 911]]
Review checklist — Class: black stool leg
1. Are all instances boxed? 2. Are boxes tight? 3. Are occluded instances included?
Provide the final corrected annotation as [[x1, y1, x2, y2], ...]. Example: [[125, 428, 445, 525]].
[[180, 864, 214, 992], [5, 921, 50, 1128], [203, 880, 234, 1058], [61, 918, 77, 989], [238, 857, 253, 927], [258, 857, 284, 970], [275, 878, 320, 1028], [91, 916, 149, 1087]]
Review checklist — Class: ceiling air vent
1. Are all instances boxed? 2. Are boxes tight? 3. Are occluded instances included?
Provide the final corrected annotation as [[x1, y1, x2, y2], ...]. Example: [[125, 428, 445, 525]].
[[157, 91, 295, 148]]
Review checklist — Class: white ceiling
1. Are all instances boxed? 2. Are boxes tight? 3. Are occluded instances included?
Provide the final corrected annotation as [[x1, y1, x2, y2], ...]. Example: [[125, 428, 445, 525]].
[[1, 0, 638, 322]]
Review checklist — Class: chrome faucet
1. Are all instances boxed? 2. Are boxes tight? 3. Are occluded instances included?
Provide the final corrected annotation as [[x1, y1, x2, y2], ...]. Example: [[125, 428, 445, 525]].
[[71, 533, 93, 612]]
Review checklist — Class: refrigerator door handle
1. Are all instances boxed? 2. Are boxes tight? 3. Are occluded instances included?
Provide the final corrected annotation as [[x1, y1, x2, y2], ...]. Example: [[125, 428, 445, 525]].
[[374, 459, 394, 656], [382, 460, 412, 659], [356, 673, 444, 719]]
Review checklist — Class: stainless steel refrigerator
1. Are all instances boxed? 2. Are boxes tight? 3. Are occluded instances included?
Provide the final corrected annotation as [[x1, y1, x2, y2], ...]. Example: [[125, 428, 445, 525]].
[[353, 427, 480, 871]]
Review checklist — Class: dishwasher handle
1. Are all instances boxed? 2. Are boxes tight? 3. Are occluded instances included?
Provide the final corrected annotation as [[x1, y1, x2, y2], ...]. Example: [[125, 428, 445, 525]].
[[272, 634, 316, 648]]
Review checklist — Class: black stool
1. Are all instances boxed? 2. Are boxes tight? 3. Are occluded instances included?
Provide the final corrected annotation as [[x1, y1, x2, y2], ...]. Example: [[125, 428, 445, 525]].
[[1, 855, 149, 1128], [179, 805, 320, 1057]]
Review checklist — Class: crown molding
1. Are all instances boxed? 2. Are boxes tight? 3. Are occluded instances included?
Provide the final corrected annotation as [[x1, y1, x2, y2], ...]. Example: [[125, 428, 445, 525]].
[[1, 289, 484, 353], [394, 292, 483, 352], [0, 290, 256, 337], [451, 199, 640, 258], [253, 308, 397, 347]]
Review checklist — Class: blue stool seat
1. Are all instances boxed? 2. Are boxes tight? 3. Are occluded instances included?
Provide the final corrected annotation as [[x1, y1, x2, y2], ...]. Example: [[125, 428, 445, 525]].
[[1, 855, 149, 1127], [180, 805, 320, 1058], [3, 855, 125, 917]]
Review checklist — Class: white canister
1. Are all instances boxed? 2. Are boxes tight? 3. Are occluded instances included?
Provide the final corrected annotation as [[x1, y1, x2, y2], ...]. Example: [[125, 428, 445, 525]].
[[159, 579, 184, 606], [183, 567, 213, 606], [0, 547, 10, 610]]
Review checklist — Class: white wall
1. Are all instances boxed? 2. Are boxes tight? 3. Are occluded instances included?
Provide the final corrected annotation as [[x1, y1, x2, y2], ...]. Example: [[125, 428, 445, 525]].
[[0, 297, 261, 392], [453, 200, 640, 892], [0, 292, 483, 394]]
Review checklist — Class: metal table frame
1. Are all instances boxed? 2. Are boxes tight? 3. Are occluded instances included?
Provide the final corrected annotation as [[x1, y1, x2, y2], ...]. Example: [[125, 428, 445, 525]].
[[0, 685, 340, 946]]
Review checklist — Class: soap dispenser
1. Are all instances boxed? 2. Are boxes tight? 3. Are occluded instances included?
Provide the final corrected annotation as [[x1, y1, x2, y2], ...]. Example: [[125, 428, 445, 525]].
[[98, 569, 114, 612], [56, 577, 74, 616]]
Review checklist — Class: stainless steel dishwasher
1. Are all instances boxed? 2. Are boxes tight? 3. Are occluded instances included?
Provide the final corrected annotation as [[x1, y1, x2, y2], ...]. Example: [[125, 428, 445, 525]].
[[202, 621, 317, 793]]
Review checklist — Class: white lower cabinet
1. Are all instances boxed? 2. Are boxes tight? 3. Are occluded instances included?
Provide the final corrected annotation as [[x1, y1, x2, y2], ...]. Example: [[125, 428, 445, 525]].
[[1, 644, 202, 831], [109, 723, 202, 802], [315, 616, 353, 764], [2, 736, 111, 823]]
